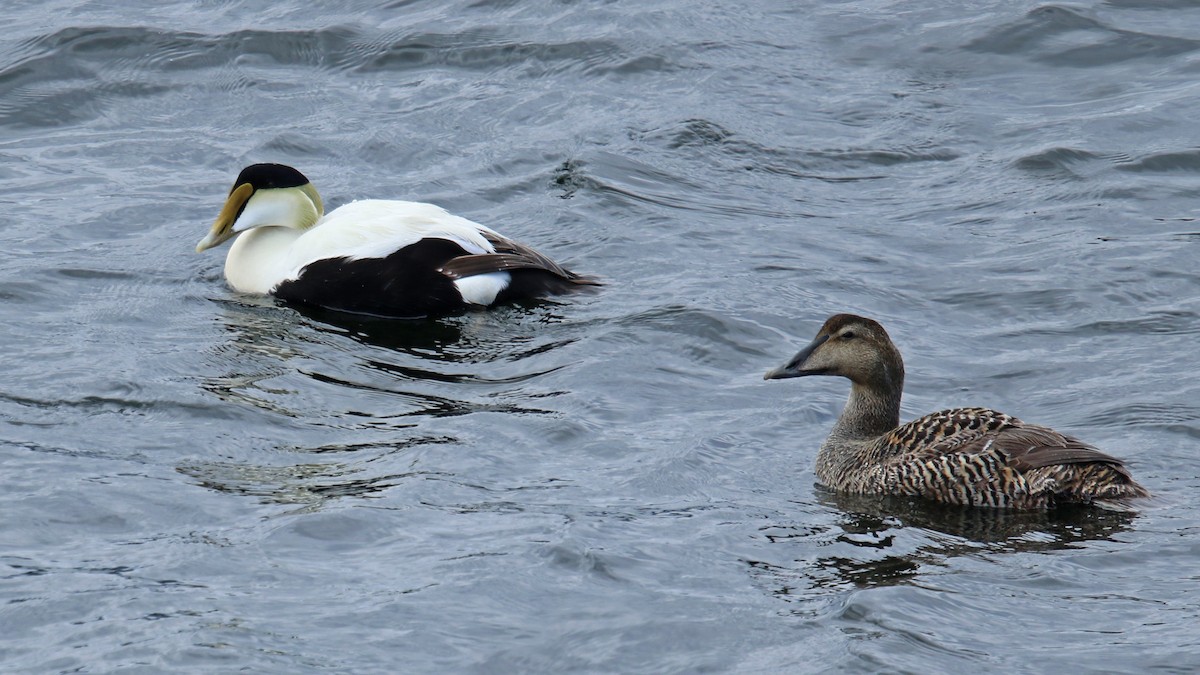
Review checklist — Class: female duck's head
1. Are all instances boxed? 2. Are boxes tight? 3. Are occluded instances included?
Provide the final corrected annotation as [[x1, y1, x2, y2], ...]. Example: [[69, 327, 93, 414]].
[[764, 313, 905, 392]]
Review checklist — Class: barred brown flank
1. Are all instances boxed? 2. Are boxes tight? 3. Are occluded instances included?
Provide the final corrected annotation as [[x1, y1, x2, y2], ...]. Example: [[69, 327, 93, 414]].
[[765, 314, 1150, 510]]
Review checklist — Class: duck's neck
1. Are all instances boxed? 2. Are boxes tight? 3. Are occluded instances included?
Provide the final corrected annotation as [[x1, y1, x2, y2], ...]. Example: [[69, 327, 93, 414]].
[[224, 226, 304, 294], [828, 380, 902, 442]]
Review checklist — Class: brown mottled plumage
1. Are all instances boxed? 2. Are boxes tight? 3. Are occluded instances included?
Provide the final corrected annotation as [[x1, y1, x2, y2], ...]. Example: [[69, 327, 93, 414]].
[[764, 314, 1149, 510]]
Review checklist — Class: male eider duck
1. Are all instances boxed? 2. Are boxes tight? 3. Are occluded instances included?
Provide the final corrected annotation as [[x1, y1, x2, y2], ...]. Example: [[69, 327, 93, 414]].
[[764, 314, 1149, 510], [196, 163, 598, 318]]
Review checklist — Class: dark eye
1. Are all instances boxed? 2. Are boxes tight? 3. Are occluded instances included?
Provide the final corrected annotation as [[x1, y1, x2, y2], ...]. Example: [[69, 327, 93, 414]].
[[841, 331, 856, 340]]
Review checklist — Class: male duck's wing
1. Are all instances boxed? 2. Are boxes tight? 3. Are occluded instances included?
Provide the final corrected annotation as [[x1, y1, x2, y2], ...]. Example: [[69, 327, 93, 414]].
[[437, 231, 600, 285]]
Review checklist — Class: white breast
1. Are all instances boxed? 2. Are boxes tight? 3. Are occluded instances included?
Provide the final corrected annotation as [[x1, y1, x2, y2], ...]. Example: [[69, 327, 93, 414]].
[[224, 226, 304, 294]]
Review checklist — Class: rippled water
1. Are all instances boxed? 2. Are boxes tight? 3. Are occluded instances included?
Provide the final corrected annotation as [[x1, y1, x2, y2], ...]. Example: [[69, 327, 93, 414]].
[[2, 1, 1199, 672]]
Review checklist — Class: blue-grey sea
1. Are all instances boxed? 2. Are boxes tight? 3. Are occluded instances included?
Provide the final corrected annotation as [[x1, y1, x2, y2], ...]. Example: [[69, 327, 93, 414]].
[[2, 1, 1198, 672]]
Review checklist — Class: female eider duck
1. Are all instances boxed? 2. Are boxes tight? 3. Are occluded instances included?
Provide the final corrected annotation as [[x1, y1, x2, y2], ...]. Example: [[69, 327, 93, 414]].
[[196, 163, 598, 318], [764, 314, 1149, 510]]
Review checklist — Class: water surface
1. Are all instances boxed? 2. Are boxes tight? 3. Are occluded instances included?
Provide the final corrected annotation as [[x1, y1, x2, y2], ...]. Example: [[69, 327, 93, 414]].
[[2, 1, 1199, 672]]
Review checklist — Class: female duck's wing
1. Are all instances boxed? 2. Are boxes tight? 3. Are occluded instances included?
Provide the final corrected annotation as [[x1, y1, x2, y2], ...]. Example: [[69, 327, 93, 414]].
[[877, 407, 1141, 507], [982, 424, 1131, 472], [886, 407, 1129, 468]]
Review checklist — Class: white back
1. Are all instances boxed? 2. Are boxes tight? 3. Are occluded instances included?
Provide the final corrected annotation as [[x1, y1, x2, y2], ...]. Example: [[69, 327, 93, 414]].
[[284, 200, 499, 273]]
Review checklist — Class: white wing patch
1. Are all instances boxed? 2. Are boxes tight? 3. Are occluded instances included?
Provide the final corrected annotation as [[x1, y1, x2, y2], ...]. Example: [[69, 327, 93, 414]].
[[454, 272, 511, 306], [287, 200, 497, 267]]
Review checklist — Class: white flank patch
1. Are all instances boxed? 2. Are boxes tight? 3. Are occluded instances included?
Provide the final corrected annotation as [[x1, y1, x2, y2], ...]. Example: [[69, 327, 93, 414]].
[[454, 272, 511, 306]]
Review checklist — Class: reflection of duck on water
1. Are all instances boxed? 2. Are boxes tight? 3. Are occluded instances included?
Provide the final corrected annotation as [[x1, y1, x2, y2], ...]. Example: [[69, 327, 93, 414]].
[[821, 488, 1136, 588], [765, 314, 1149, 510], [820, 488, 1137, 549], [286, 302, 470, 355], [205, 298, 563, 424], [750, 488, 1138, 593]]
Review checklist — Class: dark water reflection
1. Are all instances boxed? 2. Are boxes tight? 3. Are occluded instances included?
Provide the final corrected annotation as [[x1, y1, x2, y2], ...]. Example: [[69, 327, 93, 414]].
[[822, 491, 1138, 552], [748, 493, 1138, 608], [753, 490, 1138, 596]]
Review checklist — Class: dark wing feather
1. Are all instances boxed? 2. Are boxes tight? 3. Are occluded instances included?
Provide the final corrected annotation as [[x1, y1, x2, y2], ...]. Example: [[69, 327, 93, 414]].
[[437, 232, 600, 286], [873, 407, 1144, 507], [882, 407, 1015, 455], [890, 409, 1131, 473], [989, 424, 1132, 473]]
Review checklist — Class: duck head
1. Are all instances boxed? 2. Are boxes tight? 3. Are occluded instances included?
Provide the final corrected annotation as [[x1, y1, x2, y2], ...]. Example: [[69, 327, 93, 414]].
[[764, 313, 905, 391], [196, 163, 325, 252]]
